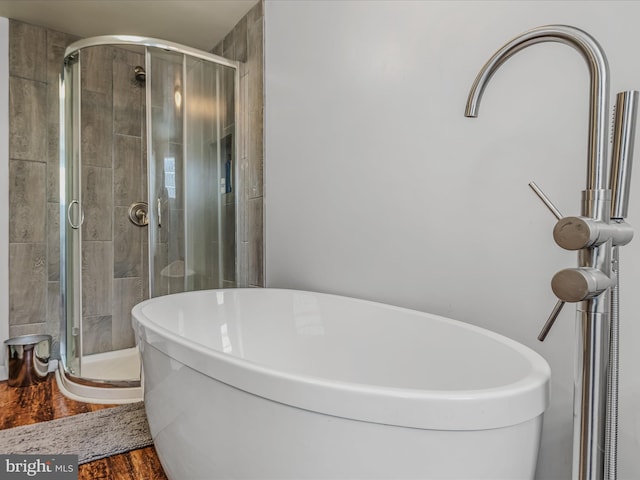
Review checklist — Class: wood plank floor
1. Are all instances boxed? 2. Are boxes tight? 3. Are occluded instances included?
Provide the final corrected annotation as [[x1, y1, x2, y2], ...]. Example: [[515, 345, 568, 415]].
[[0, 374, 168, 480]]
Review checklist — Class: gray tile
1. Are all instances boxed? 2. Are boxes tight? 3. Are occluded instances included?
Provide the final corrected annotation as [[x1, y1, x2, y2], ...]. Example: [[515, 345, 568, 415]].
[[248, 63, 263, 118], [113, 206, 143, 278], [81, 90, 113, 168], [46, 29, 80, 85], [247, 14, 263, 79], [222, 64, 236, 131], [246, 1, 263, 26], [9, 20, 46, 82], [47, 82, 60, 167], [211, 43, 223, 57], [223, 202, 236, 284], [46, 281, 61, 357], [142, 128, 148, 201], [9, 322, 46, 338], [112, 277, 143, 350], [9, 77, 47, 161], [113, 56, 143, 136], [9, 243, 47, 325], [232, 14, 248, 63], [114, 135, 143, 206], [47, 31, 79, 168], [81, 45, 112, 95], [46, 160, 59, 205], [238, 75, 248, 159], [9, 160, 46, 243], [113, 46, 143, 67], [248, 107, 264, 199], [222, 32, 235, 60], [46, 75, 59, 205], [81, 241, 113, 316], [47, 202, 60, 281], [82, 315, 112, 355], [247, 197, 263, 287], [82, 165, 113, 241], [142, 242, 149, 300]]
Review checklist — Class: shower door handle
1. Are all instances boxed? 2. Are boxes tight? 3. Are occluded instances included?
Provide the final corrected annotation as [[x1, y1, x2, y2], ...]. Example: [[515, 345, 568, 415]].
[[67, 199, 84, 229], [157, 198, 162, 228]]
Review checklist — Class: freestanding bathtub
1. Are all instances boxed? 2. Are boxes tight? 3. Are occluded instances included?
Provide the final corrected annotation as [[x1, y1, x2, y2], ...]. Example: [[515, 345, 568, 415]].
[[132, 288, 550, 480]]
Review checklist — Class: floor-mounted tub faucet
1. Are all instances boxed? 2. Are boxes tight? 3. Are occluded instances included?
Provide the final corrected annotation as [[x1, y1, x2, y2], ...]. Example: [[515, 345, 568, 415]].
[[464, 25, 637, 480]]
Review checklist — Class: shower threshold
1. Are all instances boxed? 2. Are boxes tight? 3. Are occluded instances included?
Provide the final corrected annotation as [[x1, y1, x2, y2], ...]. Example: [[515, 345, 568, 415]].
[[55, 347, 143, 404]]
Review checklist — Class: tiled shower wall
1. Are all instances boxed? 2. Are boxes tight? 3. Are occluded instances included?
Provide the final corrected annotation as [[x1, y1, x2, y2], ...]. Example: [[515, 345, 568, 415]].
[[214, 1, 264, 288], [7, 5, 265, 358], [8, 21, 148, 357], [8, 20, 79, 356]]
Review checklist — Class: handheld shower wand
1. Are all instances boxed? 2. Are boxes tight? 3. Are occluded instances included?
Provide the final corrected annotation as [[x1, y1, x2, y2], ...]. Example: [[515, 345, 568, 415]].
[[610, 91, 638, 222]]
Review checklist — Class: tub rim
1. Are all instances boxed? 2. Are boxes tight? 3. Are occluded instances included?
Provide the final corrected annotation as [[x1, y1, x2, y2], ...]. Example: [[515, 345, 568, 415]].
[[132, 288, 550, 431]]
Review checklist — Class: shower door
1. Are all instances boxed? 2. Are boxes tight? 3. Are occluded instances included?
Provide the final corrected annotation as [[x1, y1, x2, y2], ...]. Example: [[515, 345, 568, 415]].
[[147, 48, 236, 296], [60, 39, 238, 385], [60, 44, 149, 380]]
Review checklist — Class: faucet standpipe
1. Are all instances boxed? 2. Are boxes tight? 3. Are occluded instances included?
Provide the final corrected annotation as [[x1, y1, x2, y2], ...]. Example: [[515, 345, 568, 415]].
[[466, 25, 638, 480]]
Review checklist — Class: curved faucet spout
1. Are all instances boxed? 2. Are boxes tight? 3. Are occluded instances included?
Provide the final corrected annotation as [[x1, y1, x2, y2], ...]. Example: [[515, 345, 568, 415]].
[[465, 25, 610, 191]]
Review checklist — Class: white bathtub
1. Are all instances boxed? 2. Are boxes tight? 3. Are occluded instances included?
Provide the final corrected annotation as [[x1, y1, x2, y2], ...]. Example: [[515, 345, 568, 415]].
[[132, 288, 550, 480]]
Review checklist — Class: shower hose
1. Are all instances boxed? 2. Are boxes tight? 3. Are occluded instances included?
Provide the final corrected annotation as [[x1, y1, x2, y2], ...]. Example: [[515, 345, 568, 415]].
[[605, 246, 620, 480]]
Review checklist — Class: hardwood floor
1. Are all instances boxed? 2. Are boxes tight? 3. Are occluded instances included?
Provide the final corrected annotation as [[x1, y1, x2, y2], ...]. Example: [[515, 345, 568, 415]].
[[0, 374, 168, 480]]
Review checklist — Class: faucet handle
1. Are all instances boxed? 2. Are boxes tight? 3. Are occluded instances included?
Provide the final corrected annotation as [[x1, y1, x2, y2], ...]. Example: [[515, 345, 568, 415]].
[[538, 300, 566, 341], [553, 216, 634, 249], [538, 266, 612, 341], [529, 182, 563, 220], [529, 181, 566, 342], [551, 267, 613, 303]]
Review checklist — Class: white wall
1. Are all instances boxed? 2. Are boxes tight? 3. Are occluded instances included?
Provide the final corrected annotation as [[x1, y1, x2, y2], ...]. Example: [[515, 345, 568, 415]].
[[264, 1, 640, 478], [0, 17, 9, 381]]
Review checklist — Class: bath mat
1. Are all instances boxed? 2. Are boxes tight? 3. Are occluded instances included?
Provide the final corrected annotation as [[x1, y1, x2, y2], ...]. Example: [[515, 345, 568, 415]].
[[0, 402, 153, 464]]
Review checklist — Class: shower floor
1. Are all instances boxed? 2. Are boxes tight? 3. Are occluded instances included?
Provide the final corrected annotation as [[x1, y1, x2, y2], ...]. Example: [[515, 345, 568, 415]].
[[81, 347, 141, 381], [56, 347, 143, 404]]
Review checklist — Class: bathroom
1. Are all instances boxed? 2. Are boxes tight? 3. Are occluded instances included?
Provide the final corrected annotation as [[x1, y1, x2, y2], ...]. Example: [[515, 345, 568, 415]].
[[2, 0, 640, 479]]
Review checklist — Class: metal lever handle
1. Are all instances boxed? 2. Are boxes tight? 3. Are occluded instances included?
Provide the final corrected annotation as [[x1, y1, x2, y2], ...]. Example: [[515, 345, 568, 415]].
[[538, 300, 566, 341], [529, 182, 566, 341], [157, 198, 162, 228], [529, 182, 563, 220]]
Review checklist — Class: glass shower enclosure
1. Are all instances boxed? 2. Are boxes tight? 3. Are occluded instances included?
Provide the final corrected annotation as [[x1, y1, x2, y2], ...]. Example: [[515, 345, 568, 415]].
[[59, 36, 239, 401]]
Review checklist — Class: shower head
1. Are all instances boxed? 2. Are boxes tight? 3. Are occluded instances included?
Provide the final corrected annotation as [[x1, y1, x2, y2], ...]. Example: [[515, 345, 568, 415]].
[[134, 65, 146, 83]]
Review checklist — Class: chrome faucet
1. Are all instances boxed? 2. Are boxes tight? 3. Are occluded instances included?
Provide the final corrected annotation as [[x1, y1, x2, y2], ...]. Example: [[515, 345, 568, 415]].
[[465, 25, 610, 191], [464, 25, 637, 480]]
